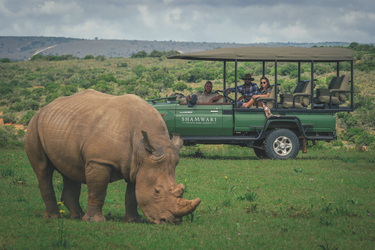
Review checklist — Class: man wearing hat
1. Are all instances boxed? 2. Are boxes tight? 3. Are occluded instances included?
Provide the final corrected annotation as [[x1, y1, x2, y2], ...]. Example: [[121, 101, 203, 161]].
[[226, 73, 259, 106]]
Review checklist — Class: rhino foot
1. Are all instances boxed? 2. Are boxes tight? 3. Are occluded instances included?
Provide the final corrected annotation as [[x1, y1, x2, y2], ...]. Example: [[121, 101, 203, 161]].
[[82, 213, 106, 222], [122, 215, 146, 223], [43, 212, 60, 219]]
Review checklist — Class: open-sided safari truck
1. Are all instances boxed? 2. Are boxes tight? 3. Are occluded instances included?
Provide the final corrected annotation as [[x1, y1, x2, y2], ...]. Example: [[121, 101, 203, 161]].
[[148, 47, 354, 159]]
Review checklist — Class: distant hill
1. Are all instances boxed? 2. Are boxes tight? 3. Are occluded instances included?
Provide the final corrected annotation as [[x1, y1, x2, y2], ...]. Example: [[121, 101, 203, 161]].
[[0, 36, 349, 61]]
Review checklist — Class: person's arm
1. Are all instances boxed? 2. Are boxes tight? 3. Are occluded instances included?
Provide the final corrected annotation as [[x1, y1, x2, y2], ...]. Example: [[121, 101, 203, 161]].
[[253, 93, 270, 99], [251, 84, 259, 96], [225, 87, 236, 93], [209, 95, 223, 103]]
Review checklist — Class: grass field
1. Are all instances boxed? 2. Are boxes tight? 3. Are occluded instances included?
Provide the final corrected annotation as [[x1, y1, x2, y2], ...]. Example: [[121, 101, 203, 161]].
[[1, 146, 374, 249]]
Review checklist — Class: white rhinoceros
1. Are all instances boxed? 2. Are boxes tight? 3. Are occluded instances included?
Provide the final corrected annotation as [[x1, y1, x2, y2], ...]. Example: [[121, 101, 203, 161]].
[[25, 89, 200, 224]]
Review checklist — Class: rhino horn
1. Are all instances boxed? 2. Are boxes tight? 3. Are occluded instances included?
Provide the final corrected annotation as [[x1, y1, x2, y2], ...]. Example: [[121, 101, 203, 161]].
[[174, 197, 201, 217]]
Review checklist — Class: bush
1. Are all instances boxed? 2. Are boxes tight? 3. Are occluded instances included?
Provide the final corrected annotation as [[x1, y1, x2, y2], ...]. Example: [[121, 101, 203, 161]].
[[149, 50, 163, 58], [341, 127, 375, 146], [95, 55, 106, 61], [99, 74, 117, 83], [61, 85, 78, 96], [1, 58, 11, 63], [93, 83, 113, 93], [117, 62, 128, 68], [0, 126, 24, 148], [2, 112, 16, 124], [19, 111, 36, 125], [134, 85, 150, 97], [131, 51, 148, 58], [84, 55, 95, 59], [133, 65, 147, 77], [173, 82, 188, 91]]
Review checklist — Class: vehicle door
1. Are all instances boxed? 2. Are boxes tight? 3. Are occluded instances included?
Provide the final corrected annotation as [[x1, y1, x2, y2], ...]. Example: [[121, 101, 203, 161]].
[[175, 104, 232, 136]]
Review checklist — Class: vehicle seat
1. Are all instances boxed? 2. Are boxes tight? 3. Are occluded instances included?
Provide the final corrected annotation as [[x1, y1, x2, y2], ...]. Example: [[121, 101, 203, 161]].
[[316, 75, 350, 106], [257, 85, 277, 109], [280, 81, 313, 109]]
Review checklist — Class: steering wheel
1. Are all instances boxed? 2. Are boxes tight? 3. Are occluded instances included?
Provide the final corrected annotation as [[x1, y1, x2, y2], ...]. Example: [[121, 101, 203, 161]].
[[223, 88, 235, 104]]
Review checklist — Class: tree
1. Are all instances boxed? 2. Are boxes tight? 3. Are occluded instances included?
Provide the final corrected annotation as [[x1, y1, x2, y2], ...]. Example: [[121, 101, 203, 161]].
[[131, 51, 148, 58], [133, 65, 147, 77], [149, 50, 163, 58], [84, 55, 95, 59], [1, 58, 10, 63]]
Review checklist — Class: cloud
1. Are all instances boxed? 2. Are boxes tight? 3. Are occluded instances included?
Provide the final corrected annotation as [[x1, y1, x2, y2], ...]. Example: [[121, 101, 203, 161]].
[[0, 0, 374, 43]]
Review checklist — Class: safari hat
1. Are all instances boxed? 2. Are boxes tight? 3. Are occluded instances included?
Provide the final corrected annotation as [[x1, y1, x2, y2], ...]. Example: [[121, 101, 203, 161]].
[[241, 73, 255, 81]]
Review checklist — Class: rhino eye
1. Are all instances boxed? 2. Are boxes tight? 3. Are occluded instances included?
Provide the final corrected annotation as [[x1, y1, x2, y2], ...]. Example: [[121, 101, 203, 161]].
[[154, 186, 162, 195]]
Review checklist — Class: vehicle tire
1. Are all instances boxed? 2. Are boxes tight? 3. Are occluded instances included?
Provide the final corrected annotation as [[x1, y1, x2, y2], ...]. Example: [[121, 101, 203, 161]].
[[264, 129, 299, 160], [253, 140, 268, 159]]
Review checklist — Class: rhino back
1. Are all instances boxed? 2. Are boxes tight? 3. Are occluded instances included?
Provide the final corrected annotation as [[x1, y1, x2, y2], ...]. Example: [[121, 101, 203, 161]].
[[32, 90, 169, 182]]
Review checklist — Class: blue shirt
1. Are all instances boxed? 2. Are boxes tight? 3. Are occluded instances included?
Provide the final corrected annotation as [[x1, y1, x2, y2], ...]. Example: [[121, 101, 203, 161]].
[[229, 83, 259, 101]]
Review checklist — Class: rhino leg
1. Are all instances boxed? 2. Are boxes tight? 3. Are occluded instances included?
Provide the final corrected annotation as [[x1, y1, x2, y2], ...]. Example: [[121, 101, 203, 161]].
[[26, 132, 60, 218], [61, 175, 84, 219], [123, 182, 145, 223], [37, 168, 60, 219], [82, 163, 110, 222]]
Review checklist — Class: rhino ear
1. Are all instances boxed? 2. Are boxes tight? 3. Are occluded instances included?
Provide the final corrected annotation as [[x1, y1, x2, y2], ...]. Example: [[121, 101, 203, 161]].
[[142, 131, 164, 157], [171, 133, 183, 151]]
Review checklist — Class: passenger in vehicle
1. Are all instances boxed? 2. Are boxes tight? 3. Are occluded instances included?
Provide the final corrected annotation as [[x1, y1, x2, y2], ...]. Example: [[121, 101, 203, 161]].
[[186, 81, 223, 104], [226, 73, 259, 106], [242, 77, 272, 108]]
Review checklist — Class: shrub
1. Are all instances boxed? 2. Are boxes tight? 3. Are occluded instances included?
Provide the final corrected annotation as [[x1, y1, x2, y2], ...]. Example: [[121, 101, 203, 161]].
[[95, 55, 106, 61], [0, 86, 13, 95], [133, 65, 147, 77], [173, 82, 188, 91], [93, 83, 113, 93], [341, 127, 375, 146], [279, 63, 299, 78], [1, 58, 11, 63], [2, 112, 17, 124], [149, 50, 163, 58], [117, 62, 128, 68], [0, 126, 24, 148], [134, 85, 150, 97], [131, 51, 148, 58], [23, 99, 40, 110], [19, 111, 36, 125], [99, 74, 117, 83], [84, 55, 95, 59]]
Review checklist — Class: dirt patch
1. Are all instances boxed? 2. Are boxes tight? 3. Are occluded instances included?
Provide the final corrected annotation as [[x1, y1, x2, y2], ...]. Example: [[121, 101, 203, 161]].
[[0, 119, 25, 131]]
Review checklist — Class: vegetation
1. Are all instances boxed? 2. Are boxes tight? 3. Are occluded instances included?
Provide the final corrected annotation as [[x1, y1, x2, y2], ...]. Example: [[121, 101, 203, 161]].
[[0, 147, 374, 249], [0, 43, 375, 150]]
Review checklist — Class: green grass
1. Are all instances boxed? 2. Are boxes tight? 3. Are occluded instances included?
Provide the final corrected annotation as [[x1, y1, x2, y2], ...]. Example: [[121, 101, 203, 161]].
[[1, 146, 375, 249]]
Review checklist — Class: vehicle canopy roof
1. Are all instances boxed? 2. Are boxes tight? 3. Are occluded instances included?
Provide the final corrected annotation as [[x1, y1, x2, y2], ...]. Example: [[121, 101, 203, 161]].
[[168, 47, 354, 62]]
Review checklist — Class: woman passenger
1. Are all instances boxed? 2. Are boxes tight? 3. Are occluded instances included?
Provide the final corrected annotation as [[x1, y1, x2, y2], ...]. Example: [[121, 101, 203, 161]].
[[242, 77, 272, 108]]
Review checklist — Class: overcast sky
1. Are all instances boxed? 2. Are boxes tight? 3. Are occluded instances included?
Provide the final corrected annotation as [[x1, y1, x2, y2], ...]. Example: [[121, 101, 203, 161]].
[[1, 0, 374, 44]]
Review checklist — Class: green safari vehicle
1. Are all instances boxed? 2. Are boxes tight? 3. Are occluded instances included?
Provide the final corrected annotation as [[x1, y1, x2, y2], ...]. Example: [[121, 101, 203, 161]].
[[148, 47, 354, 159]]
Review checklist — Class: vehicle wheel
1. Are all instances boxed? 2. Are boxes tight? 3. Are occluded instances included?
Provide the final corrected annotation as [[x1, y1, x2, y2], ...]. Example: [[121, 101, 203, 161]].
[[253, 140, 268, 159], [264, 129, 299, 160]]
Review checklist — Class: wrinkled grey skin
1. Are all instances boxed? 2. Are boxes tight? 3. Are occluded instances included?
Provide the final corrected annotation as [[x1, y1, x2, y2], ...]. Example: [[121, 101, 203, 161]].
[[25, 90, 200, 224]]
